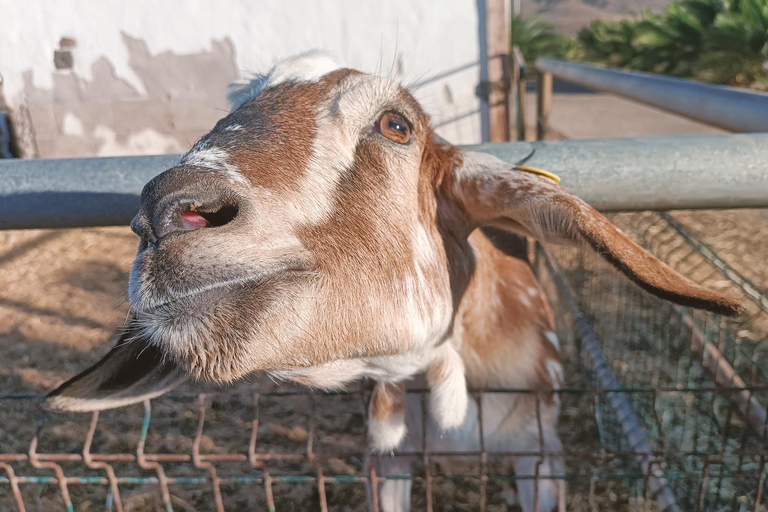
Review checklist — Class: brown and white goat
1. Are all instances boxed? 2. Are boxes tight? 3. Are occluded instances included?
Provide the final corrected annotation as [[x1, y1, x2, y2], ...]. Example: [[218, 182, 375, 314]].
[[45, 52, 742, 511]]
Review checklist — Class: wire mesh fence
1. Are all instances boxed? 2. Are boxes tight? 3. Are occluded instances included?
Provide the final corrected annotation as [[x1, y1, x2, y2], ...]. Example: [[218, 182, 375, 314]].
[[1, 210, 767, 512], [526, 76, 768, 510], [534, 210, 768, 512]]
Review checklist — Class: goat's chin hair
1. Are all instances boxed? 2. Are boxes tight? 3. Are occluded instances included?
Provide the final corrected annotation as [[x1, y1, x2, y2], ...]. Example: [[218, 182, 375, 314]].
[[155, 331, 256, 384], [131, 275, 316, 384], [174, 343, 253, 383], [134, 307, 257, 384]]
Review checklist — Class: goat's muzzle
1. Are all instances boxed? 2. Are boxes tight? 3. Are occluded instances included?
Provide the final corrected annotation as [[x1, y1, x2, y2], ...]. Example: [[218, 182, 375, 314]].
[[131, 165, 240, 246]]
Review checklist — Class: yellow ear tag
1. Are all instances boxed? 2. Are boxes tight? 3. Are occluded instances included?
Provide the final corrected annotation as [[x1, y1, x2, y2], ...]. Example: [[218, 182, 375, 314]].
[[514, 165, 561, 183]]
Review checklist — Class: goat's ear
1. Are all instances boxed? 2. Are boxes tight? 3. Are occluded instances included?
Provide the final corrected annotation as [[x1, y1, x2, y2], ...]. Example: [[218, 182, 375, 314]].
[[44, 316, 186, 412], [448, 150, 744, 317]]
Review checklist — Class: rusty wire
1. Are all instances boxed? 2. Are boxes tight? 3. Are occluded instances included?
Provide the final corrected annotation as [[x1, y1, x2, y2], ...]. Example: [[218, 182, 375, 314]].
[[1, 390, 767, 510]]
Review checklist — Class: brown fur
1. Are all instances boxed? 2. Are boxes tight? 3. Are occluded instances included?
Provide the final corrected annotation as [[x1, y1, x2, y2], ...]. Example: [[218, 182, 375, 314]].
[[458, 232, 560, 398], [450, 161, 744, 317]]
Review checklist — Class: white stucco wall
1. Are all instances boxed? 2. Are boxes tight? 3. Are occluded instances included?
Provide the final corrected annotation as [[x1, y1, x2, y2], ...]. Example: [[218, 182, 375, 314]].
[[1, 0, 484, 156]]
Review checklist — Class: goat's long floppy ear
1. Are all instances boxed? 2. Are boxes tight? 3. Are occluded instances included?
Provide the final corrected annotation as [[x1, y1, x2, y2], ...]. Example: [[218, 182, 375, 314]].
[[449, 150, 744, 317], [44, 315, 186, 412]]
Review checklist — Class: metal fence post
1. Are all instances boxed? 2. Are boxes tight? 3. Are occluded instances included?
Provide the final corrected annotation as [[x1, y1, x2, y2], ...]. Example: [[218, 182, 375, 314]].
[[2, 135, 768, 229], [536, 72, 553, 141], [512, 46, 527, 141]]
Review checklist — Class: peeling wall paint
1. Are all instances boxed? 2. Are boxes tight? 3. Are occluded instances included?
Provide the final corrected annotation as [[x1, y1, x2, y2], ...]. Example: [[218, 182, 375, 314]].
[[21, 34, 237, 158], [1, 0, 483, 158]]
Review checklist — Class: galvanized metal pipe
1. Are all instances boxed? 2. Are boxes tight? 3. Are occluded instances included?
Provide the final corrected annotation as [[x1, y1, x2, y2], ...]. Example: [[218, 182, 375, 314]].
[[535, 58, 768, 133], [0, 154, 179, 230], [470, 133, 768, 211], [1, 133, 768, 230]]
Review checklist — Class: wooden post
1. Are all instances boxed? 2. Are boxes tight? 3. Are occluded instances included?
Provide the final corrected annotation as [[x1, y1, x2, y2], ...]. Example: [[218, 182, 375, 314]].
[[485, 0, 511, 142], [536, 71, 553, 140]]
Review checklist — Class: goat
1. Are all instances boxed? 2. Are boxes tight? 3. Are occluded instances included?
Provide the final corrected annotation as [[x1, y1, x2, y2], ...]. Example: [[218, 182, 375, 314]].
[[45, 51, 742, 511]]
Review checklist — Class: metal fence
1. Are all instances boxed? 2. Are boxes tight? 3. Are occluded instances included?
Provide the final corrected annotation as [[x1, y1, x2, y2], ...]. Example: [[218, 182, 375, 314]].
[[539, 211, 768, 511], [2, 134, 768, 230]]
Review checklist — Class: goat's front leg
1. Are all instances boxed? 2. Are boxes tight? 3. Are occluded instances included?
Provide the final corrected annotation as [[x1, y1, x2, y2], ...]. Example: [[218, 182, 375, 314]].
[[367, 343, 468, 451], [368, 381, 407, 452], [426, 342, 468, 431]]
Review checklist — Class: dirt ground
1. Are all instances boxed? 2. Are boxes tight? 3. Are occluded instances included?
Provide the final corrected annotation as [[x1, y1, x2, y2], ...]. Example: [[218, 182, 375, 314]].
[[671, 209, 768, 291], [0, 227, 136, 395]]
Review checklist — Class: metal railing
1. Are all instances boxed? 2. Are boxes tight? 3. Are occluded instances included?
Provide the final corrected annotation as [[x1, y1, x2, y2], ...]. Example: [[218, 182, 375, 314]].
[[1, 133, 768, 230], [534, 57, 768, 135]]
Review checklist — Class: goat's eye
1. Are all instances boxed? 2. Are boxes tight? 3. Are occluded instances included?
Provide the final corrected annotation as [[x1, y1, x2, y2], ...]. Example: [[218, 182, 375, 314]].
[[377, 112, 411, 144]]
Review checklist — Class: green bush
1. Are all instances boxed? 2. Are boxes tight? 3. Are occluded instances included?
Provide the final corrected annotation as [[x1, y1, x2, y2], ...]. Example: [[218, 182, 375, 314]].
[[510, 15, 575, 63], [697, 0, 768, 86], [574, 0, 768, 88]]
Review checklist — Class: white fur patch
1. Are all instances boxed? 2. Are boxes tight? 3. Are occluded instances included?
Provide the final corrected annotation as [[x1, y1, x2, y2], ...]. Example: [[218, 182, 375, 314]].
[[545, 331, 560, 351], [546, 358, 564, 420], [427, 344, 469, 431], [546, 359, 564, 388], [290, 110, 355, 223], [180, 146, 248, 186], [501, 486, 519, 507], [408, 223, 452, 345], [280, 72, 405, 226], [332, 73, 401, 137], [228, 50, 340, 110], [369, 409, 408, 452], [379, 475, 413, 512]]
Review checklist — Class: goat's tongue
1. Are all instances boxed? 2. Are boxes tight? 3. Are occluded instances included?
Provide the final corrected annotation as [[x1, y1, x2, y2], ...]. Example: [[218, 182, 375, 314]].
[[181, 211, 212, 230]]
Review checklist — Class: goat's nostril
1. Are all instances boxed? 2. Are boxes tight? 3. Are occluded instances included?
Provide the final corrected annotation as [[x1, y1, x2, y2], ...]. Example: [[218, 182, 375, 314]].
[[151, 191, 240, 240], [175, 204, 238, 235], [194, 205, 238, 228], [181, 210, 212, 230], [131, 215, 156, 245]]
